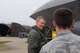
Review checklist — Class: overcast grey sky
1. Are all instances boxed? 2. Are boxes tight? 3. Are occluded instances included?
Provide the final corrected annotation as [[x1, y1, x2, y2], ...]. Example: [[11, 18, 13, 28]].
[[0, 0, 50, 26]]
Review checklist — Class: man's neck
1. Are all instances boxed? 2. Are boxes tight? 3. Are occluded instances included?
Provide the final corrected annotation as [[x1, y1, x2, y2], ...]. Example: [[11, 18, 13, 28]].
[[56, 28, 71, 34]]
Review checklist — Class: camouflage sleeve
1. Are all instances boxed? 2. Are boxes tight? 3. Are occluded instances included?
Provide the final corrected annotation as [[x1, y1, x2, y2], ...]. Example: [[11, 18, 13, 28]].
[[39, 43, 70, 53], [28, 31, 39, 48], [39, 47, 69, 53], [39, 48, 45, 53], [28, 31, 40, 53]]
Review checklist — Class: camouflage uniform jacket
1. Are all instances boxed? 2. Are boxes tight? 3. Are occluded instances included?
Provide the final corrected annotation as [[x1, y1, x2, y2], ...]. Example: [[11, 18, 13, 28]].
[[40, 31, 80, 53], [28, 26, 47, 53]]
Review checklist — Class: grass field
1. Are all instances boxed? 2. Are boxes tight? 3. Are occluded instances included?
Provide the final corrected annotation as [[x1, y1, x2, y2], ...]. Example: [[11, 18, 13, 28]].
[[0, 41, 11, 51]]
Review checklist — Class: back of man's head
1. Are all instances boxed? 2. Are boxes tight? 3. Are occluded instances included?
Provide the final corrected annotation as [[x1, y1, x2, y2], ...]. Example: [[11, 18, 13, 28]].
[[53, 8, 74, 29]]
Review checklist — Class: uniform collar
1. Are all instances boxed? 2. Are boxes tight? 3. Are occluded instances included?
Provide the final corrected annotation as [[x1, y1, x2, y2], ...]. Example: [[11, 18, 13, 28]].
[[57, 30, 72, 36]]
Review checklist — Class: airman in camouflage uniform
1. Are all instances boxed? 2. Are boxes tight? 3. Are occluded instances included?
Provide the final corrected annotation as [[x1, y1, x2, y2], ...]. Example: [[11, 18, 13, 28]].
[[40, 8, 80, 53]]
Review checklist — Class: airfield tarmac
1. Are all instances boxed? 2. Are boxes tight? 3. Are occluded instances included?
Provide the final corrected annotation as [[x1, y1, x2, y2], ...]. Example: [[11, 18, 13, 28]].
[[0, 37, 27, 53]]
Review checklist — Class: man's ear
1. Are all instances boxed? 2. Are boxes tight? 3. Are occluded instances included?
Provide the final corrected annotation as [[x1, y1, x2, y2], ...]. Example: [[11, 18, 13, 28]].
[[71, 20, 75, 28], [53, 20, 56, 28]]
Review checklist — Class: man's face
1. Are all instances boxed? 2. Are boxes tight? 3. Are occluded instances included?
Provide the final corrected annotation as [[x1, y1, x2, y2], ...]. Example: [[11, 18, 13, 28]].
[[36, 19, 46, 30]]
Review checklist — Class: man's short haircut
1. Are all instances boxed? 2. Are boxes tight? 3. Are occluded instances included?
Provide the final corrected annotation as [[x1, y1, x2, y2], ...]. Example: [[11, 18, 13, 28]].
[[36, 16, 46, 22], [53, 8, 74, 29]]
